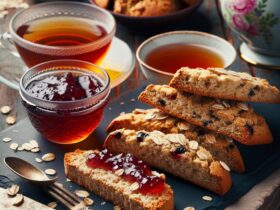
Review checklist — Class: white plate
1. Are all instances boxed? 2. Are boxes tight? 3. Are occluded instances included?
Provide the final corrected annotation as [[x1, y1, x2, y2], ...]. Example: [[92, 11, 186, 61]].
[[0, 37, 135, 90]]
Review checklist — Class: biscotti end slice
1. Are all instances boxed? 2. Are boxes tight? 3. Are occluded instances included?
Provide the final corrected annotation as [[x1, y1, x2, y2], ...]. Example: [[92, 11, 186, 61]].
[[107, 108, 245, 173], [104, 129, 232, 195], [64, 149, 174, 210], [170, 67, 280, 104], [138, 85, 273, 145]]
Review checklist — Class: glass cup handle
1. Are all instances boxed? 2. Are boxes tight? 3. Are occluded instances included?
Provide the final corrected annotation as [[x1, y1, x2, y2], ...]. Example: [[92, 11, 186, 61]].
[[0, 32, 20, 57]]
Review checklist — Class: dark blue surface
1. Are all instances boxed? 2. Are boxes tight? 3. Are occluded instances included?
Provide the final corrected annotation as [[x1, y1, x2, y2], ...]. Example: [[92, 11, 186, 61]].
[[0, 85, 280, 210]]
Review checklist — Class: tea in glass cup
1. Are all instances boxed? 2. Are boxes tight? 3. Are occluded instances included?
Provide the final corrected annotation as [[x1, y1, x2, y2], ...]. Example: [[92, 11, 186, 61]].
[[9, 1, 116, 67], [19, 60, 110, 144]]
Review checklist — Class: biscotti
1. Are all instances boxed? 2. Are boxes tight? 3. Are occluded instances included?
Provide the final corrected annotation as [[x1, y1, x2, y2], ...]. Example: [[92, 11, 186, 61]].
[[170, 67, 280, 104], [64, 149, 174, 210], [114, 0, 178, 16], [138, 85, 273, 145], [107, 108, 245, 173], [104, 129, 232, 195]]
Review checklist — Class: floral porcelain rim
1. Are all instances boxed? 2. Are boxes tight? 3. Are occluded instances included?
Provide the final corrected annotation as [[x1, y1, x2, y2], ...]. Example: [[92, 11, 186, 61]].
[[222, 0, 279, 45]]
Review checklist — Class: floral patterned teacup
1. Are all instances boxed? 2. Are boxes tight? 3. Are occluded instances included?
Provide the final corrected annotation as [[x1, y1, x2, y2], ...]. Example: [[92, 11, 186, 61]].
[[219, 0, 280, 56]]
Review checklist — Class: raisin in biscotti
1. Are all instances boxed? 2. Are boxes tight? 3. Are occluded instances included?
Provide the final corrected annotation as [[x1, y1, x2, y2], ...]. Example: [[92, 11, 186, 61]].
[[170, 67, 280, 103], [107, 108, 245, 173], [138, 85, 273, 145], [64, 149, 173, 210], [104, 129, 232, 195]]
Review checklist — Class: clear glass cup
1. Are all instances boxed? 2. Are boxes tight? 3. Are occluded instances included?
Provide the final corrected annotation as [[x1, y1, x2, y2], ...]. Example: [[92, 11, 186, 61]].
[[19, 59, 110, 144], [1, 1, 116, 67]]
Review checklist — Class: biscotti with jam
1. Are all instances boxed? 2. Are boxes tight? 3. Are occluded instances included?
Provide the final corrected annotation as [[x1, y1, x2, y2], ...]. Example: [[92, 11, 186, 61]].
[[170, 67, 280, 103], [104, 129, 232, 195], [107, 108, 245, 173], [64, 149, 174, 210], [138, 85, 273, 145]]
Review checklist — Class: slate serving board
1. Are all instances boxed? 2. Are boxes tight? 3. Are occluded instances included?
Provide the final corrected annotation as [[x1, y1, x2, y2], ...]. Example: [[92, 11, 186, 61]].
[[0, 85, 280, 210]]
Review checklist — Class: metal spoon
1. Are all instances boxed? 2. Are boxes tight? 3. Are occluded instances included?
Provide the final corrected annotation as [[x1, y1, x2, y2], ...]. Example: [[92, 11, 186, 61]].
[[4, 156, 57, 186]]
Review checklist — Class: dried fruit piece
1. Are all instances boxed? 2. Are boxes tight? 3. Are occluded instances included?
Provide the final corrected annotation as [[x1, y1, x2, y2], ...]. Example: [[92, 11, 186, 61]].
[[45, 169, 56, 176], [84, 197, 94, 206], [7, 184, 20, 197], [6, 116, 16, 125], [47, 201, 57, 209], [42, 153, 56, 162], [129, 182, 139, 191], [13, 194, 24, 206], [1, 105, 11, 114]]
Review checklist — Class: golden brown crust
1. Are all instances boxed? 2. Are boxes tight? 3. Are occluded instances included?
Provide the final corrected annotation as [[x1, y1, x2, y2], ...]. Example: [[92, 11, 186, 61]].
[[114, 0, 178, 16], [170, 67, 280, 104], [107, 109, 245, 173], [138, 85, 273, 145], [104, 129, 232, 195], [64, 149, 174, 210]]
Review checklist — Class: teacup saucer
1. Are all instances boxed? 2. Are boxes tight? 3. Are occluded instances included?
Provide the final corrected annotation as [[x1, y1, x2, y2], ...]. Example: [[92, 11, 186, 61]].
[[0, 37, 135, 90], [240, 42, 280, 70]]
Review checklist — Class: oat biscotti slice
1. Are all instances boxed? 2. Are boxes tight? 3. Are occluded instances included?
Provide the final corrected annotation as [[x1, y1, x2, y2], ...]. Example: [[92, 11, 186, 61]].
[[107, 108, 245, 173], [64, 149, 173, 210], [170, 67, 280, 103], [104, 129, 232, 195], [138, 85, 273, 145]]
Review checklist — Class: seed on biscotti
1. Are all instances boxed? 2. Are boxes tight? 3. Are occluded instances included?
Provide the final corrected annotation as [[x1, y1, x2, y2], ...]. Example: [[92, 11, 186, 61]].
[[202, 195, 213, 201], [10, 143, 18, 150], [177, 122, 190, 131], [35, 158, 42, 163], [130, 182, 139, 191], [2, 137, 12, 142], [219, 161, 231, 172], [114, 169, 124, 176], [47, 201, 57, 209], [42, 153, 56, 162], [197, 150, 208, 160], [6, 116, 16, 125], [75, 190, 90, 198], [13, 194, 24, 206], [7, 184, 20, 197], [212, 104, 224, 110], [1, 105, 11, 114], [45, 169, 56, 176], [83, 197, 94, 206], [189, 140, 199, 150]]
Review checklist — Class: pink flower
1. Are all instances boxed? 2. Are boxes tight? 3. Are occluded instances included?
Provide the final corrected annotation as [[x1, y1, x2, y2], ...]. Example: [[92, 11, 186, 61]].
[[232, 14, 249, 31], [247, 25, 259, 35], [231, 0, 257, 14]]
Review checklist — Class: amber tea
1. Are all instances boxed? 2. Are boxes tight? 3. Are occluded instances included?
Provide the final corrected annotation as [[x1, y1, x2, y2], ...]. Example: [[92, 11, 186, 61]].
[[145, 44, 225, 73], [16, 16, 111, 67]]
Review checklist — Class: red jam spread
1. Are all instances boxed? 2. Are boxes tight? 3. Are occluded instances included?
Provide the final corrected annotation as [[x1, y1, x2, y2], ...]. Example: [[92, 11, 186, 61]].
[[87, 149, 164, 195], [26, 72, 103, 101]]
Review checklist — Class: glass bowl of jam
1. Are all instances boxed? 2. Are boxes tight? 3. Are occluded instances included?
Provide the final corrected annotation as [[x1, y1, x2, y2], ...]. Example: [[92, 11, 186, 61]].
[[19, 59, 110, 144]]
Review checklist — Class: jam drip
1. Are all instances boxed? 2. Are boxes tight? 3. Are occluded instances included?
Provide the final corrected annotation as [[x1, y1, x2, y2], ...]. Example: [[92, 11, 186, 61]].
[[26, 72, 103, 101], [86, 149, 164, 195]]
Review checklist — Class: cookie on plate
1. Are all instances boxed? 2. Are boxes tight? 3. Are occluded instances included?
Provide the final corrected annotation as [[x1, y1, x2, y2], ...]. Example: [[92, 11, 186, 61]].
[[138, 85, 273, 145], [170, 67, 280, 103], [107, 108, 245, 173]]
